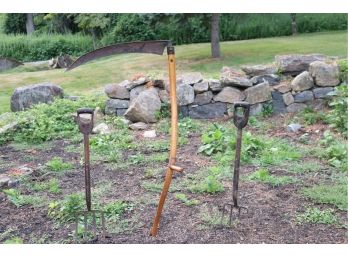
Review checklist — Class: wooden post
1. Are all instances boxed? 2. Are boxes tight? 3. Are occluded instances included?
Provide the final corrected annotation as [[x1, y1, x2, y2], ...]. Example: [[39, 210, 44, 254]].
[[150, 46, 181, 236]]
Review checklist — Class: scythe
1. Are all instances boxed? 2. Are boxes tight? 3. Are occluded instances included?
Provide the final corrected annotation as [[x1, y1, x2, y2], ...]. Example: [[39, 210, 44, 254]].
[[66, 40, 183, 236]]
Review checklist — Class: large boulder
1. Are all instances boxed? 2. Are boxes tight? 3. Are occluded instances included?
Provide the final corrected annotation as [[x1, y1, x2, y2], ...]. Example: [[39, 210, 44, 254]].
[[177, 84, 195, 106], [313, 87, 335, 99], [124, 88, 161, 123], [189, 102, 227, 119], [213, 87, 245, 103], [11, 83, 64, 112], [241, 64, 277, 77], [244, 81, 272, 104], [178, 72, 203, 85], [194, 91, 213, 105], [250, 74, 280, 86], [291, 71, 314, 92], [275, 54, 327, 75], [220, 67, 252, 88], [309, 61, 340, 87], [271, 91, 287, 114], [0, 57, 23, 72], [130, 86, 146, 102], [104, 81, 130, 99], [105, 99, 130, 115]]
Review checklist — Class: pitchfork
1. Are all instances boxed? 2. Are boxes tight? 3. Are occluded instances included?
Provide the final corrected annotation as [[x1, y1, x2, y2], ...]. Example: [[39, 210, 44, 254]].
[[75, 108, 106, 240], [220, 102, 250, 226]]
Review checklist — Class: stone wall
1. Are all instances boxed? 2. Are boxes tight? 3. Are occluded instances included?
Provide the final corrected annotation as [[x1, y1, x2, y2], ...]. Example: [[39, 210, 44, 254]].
[[105, 54, 343, 122]]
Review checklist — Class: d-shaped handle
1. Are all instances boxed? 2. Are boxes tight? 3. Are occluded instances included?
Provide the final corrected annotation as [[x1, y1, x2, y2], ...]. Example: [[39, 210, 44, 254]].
[[233, 102, 250, 129], [77, 108, 94, 134]]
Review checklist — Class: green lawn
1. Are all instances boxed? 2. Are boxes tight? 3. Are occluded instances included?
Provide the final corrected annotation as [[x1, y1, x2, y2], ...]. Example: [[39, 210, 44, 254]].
[[0, 30, 347, 114]]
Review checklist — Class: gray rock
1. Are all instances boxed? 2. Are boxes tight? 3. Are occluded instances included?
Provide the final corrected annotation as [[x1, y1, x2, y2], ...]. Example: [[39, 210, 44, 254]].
[[0, 57, 23, 71], [93, 107, 104, 125], [143, 130, 157, 138], [0, 174, 10, 189], [313, 87, 334, 99], [245, 81, 272, 104], [291, 71, 314, 91], [250, 103, 264, 116], [129, 122, 149, 131], [271, 91, 287, 114], [67, 95, 79, 101], [179, 72, 203, 85], [275, 54, 327, 75], [92, 123, 110, 134], [208, 79, 223, 92], [311, 99, 326, 110], [194, 91, 213, 105], [158, 90, 169, 103], [179, 106, 189, 118], [193, 81, 209, 93], [274, 82, 291, 93], [220, 66, 252, 88], [177, 84, 195, 106], [241, 64, 277, 77], [8, 179, 19, 188], [130, 86, 146, 103], [287, 123, 302, 133], [104, 82, 130, 99], [213, 87, 245, 103], [0, 121, 18, 135], [116, 109, 127, 116], [189, 102, 227, 119], [250, 74, 280, 86], [294, 91, 314, 103], [282, 92, 295, 106], [126, 76, 149, 90], [286, 103, 307, 113], [11, 83, 64, 112], [105, 99, 130, 115], [309, 61, 340, 87], [124, 88, 161, 123]]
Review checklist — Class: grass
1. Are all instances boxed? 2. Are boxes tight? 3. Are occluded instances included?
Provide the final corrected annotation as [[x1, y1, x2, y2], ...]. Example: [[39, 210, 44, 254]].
[[46, 157, 74, 172], [296, 207, 338, 225], [175, 193, 200, 206], [0, 30, 346, 113], [2, 188, 44, 208], [247, 168, 297, 187]]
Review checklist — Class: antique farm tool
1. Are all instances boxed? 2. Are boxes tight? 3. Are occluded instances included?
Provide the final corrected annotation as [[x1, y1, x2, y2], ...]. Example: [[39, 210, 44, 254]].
[[150, 46, 183, 236], [76, 108, 106, 240], [67, 40, 182, 236], [221, 101, 250, 226]]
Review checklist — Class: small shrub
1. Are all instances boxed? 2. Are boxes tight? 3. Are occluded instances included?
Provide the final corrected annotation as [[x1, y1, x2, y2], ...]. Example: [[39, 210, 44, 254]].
[[247, 168, 296, 187], [48, 193, 85, 223], [296, 207, 338, 225], [46, 157, 73, 172]]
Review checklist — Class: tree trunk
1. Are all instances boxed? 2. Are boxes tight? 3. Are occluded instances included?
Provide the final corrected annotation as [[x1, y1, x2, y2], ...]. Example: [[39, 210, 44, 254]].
[[211, 13, 221, 58], [291, 13, 298, 35], [26, 13, 35, 35]]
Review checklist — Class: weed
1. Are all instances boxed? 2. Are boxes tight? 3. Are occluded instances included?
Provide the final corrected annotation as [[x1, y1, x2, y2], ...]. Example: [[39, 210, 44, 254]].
[[247, 168, 296, 187], [144, 168, 163, 179], [3, 188, 43, 208], [128, 153, 146, 165], [189, 175, 224, 194], [198, 205, 235, 228], [287, 161, 323, 173], [32, 178, 61, 194], [198, 124, 232, 156], [141, 181, 163, 193], [175, 193, 200, 206], [155, 102, 171, 120], [46, 157, 74, 172], [298, 107, 327, 125], [327, 85, 348, 137], [3, 237, 23, 244], [296, 207, 338, 225], [261, 102, 273, 117], [104, 201, 133, 222], [146, 152, 168, 163], [301, 183, 347, 211], [48, 193, 85, 223]]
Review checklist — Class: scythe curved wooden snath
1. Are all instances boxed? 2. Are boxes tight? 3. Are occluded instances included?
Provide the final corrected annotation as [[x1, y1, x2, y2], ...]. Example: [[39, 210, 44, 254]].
[[150, 46, 183, 236], [66, 41, 183, 236]]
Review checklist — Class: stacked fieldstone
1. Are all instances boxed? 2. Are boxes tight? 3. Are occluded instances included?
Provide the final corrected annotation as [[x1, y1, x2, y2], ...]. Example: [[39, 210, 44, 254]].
[[104, 54, 343, 122]]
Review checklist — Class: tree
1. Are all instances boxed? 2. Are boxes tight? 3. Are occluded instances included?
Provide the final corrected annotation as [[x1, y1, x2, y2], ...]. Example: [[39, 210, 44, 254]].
[[291, 13, 298, 35], [72, 14, 110, 49], [26, 13, 35, 35], [211, 14, 221, 58]]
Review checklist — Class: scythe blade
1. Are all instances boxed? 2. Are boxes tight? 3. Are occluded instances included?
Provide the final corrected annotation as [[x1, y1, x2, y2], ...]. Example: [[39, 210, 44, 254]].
[[66, 40, 171, 71]]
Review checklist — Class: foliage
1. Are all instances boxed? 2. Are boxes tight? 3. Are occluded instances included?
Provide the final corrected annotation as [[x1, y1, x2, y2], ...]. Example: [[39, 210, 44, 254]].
[[261, 102, 273, 117], [299, 107, 327, 125], [186, 166, 225, 194], [327, 85, 348, 137], [32, 178, 61, 194], [301, 179, 348, 211], [198, 124, 231, 156], [337, 59, 348, 83], [3, 14, 26, 34], [2, 188, 42, 208], [296, 208, 338, 225], [46, 157, 73, 172], [175, 193, 200, 206], [3, 237, 23, 244], [247, 168, 297, 187], [103, 201, 133, 222], [155, 102, 171, 120], [48, 193, 85, 223], [0, 33, 93, 61], [0, 97, 104, 145]]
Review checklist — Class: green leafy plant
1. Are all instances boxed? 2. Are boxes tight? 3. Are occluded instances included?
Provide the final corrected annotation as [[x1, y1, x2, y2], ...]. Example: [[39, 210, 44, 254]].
[[3, 237, 23, 244], [327, 85, 348, 137], [175, 193, 200, 206], [247, 168, 296, 187], [261, 102, 273, 117], [32, 178, 61, 194], [337, 59, 348, 83], [198, 124, 232, 156], [3, 189, 42, 208], [299, 107, 326, 125], [296, 207, 338, 225], [46, 157, 73, 172], [48, 193, 85, 223], [155, 102, 171, 120], [104, 201, 133, 222]]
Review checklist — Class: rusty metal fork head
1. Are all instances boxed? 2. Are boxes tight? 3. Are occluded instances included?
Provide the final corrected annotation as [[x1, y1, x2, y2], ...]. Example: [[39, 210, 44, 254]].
[[75, 210, 106, 241], [220, 203, 248, 226]]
